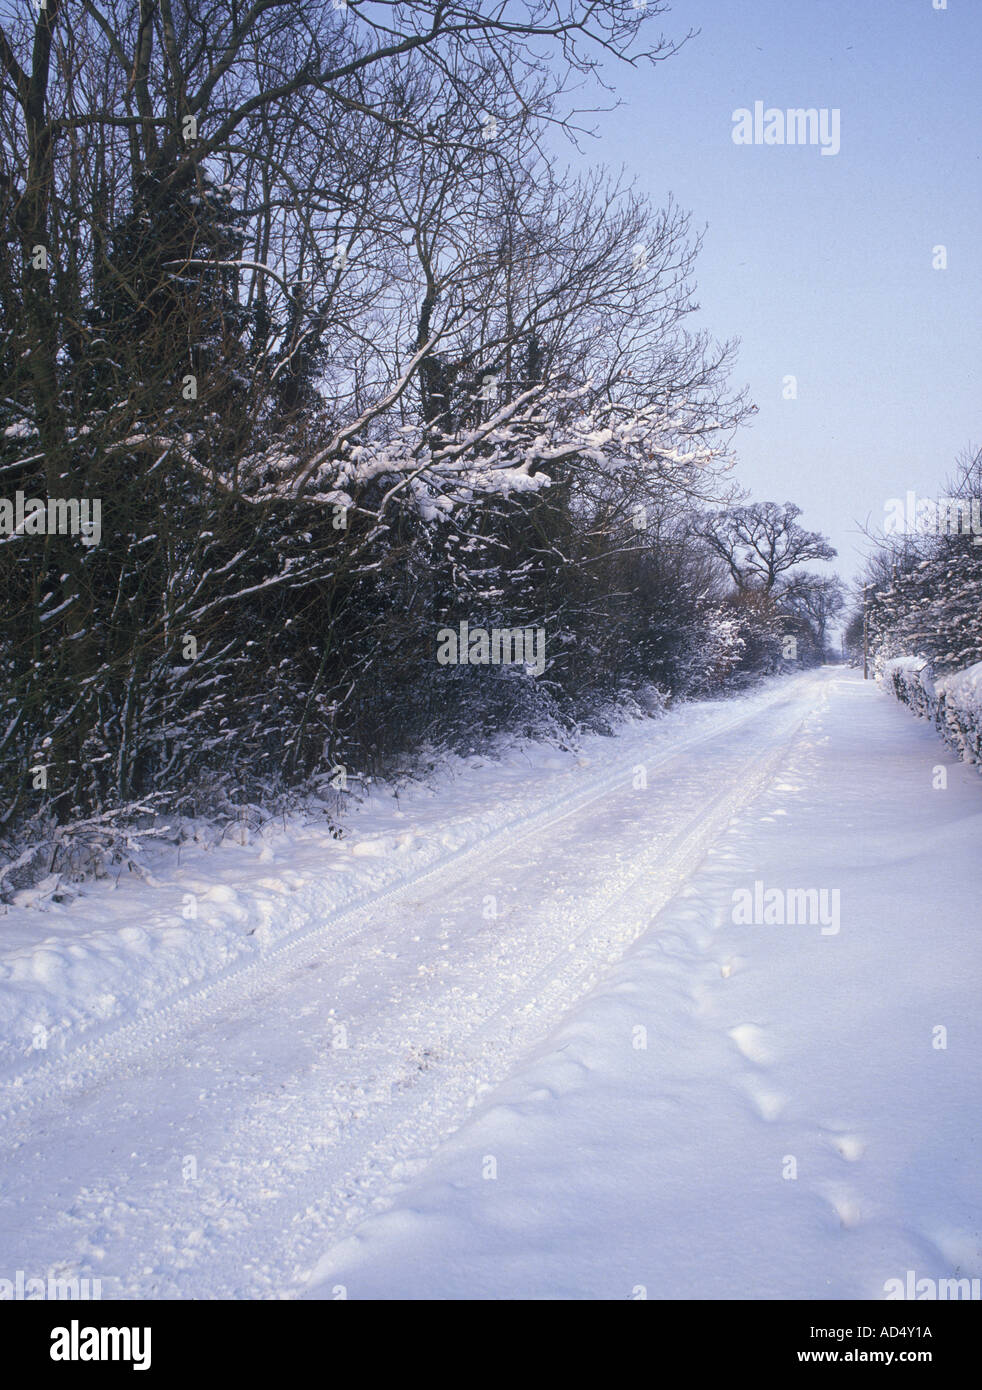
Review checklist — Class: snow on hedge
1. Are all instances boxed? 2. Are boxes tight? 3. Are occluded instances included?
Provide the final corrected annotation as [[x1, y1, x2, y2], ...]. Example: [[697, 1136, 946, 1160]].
[[881, 656, 982, 765], [935, 660, 982, 765]]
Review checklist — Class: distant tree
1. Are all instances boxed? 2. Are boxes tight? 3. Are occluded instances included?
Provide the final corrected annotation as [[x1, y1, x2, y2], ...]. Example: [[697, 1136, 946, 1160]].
[[777, 573, 846, 652], [695, 502, 836, 593]]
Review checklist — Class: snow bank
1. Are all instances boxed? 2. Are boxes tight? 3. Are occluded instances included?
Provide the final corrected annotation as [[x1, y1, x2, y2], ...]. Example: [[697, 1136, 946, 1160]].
[[882, 656, 935, 720], [881, 656, 982, 766], [935, 660, 982, 765], [0, 686, 788, 1075]]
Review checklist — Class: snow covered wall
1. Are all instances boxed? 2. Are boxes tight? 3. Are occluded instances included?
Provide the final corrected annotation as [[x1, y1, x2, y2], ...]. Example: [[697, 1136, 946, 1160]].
[[882, 657, 982, 767]]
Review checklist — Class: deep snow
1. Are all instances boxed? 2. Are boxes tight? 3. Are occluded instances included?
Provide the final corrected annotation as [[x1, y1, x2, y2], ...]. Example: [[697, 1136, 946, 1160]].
[[0, 668, 979, 1300]]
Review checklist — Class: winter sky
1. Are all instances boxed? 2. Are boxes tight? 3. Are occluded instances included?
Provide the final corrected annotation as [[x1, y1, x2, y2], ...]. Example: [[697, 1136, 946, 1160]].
[[583, 0, 981, 585]]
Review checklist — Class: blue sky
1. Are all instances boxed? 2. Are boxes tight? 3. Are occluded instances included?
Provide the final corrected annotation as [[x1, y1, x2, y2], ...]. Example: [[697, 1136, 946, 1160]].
[[583, 0, 981, 583]]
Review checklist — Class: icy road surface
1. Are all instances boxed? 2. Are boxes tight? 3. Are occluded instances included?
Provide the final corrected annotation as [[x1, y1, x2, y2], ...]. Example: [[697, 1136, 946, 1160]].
[[0, 668, 979, 1299]]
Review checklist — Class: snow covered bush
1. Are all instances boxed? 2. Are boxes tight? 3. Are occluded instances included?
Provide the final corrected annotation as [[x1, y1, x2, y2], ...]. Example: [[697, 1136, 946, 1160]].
[[0, 0, 837, 892], [881, 657, 982, 770], [882, 657, 936, 721], [935, 662, 982, 766], [860, 449, 982, 768], [862, 452, 982, 681]]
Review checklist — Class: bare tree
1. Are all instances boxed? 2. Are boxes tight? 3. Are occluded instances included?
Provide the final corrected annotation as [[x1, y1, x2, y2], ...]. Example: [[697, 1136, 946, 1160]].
[[778, 573, 845, 651], [2, 0, 786, 868], [695, 502, 836, 593]]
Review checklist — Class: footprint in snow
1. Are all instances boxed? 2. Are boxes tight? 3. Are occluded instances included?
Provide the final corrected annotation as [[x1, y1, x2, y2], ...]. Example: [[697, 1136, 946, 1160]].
[[728, 1022, 776, 1066], [822, 1183, 863, 1230], [828, 1133, 866, 1163], [740, 1078, 787, 1121]]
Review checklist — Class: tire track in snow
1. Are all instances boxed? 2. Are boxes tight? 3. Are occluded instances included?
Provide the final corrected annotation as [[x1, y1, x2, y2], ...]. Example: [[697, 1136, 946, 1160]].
[[0, 680, 821, 1298], [266, 695, 814, 1295], [0, 679, 810, 1118]]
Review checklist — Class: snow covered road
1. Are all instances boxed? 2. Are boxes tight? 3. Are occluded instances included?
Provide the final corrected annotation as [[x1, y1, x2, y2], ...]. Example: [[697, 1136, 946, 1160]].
[[1, 668, 980, 1300]]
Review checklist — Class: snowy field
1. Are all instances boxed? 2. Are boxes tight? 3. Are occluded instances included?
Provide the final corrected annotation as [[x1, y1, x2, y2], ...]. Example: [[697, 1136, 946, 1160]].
[[0, 667, 979, 1300]]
